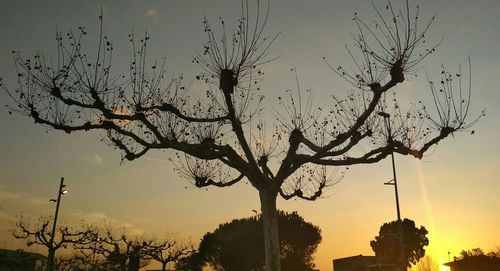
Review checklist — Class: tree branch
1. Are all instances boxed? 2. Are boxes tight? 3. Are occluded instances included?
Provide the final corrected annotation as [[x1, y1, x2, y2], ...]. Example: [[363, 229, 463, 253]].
[[194, 173, 245, 188]]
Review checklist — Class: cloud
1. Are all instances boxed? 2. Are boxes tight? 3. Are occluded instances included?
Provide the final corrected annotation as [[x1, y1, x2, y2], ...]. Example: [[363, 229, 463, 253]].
[[65, 210, 146, 235], [0, 186, 52, 235], [146, 9, 158, 17], [0, 186, 48, 208], [25, 197, 48, 207], [0, 186, 148, 248], [0, 210, 13, 221], [66, 210, 109, 223], [86, 153, 104, 165], [0, 188, 21, 201], [144, 156, 170, 163]]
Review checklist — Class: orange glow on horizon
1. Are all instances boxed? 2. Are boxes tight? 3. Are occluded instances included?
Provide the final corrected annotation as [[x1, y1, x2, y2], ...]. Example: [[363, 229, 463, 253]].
[[413, 160, 454, 271]]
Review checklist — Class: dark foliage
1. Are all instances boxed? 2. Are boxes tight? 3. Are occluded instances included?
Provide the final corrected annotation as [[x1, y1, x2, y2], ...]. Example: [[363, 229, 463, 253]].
[[178, 211, 321, 271], [370, 218, 428, 269]]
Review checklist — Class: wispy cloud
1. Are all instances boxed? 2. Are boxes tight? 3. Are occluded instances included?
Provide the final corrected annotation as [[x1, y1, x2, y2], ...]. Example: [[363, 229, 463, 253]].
[[146, 9, 158, 18], [0, 186, 145, 233], [65, 210, 146, 235], [0, 186, 48, 208], [144, 156, 170, 163], [25, 197, 48, 207], [86, 153, 104, 166], [0, 210, 13, 221], [0, 186, 53, 247], [66, 210, 109, 222], [0, 186, 21, 201]]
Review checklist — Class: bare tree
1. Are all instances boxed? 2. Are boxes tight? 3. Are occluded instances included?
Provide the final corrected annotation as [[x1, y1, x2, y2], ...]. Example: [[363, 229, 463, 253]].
[[70, 235, 109, 271], [71, 245, 106, 271], [411, 255, 440, 271], [86, 226, 152, 271], [11, 216, 96, 271], [2, 1, 483, 270], [54, 254, 87, 271], [142, 237, 194, 271], [70, 224, 182, 271]]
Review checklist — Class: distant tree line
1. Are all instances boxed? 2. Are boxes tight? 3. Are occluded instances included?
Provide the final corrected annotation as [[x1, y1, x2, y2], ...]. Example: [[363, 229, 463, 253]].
[[11, 211, 321, 271], [11, 216, 193, 271]]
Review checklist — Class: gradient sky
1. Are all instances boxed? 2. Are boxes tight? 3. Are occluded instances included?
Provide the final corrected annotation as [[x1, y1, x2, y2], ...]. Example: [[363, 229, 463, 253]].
[[1, 1, 499, 270]]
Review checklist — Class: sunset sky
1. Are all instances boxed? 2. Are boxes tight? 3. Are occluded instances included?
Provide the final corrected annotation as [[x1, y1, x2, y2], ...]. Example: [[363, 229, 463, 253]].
[[1, 1, 499, 271]]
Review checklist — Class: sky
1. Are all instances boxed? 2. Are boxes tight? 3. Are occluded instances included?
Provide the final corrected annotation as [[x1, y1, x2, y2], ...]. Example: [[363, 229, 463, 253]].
[[0, 0, 499, 271]]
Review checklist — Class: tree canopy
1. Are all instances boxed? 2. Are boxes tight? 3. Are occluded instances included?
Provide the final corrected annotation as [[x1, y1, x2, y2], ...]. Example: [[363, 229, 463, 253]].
[[457, 247, 500, 259], [370, 218, 429, 269], [178, 211, 321, 271]]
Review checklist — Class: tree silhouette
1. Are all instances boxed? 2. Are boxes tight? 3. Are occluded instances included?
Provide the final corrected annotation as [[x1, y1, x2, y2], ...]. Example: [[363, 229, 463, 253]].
[[449, 248, 500, 271], [54, 254, 89, 271], [278, 212, 322, 271], [11, 216, 96, 271], [86, 226, 152, 271], [1, 1, 483, 270], [48, 223, 189, 271], [179, 211, 321, 271], [142, 236, 194, 271], [456, 247, 500, 260], [412, 255, 440, 271], [370, 218, 429, 269]]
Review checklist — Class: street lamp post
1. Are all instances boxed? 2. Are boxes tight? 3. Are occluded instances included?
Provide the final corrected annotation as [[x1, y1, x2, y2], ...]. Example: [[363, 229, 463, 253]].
[[378, 112, 406, 271], [91, 237, 100, 270], [47, 177, 68, 271]]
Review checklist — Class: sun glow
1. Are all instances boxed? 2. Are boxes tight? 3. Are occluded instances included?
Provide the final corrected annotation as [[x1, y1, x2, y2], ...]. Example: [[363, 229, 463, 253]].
[[437, 255, 450, 271], [414, 159, 436, 231], [414, 160, 452, 271]]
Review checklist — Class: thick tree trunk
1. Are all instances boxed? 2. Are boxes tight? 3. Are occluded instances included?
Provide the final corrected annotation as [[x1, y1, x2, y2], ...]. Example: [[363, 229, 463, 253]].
[[259, 189, 281, 271], [128, 250, 140, 271], [46, 248, 55, 271], [120, 258, 127, 271]]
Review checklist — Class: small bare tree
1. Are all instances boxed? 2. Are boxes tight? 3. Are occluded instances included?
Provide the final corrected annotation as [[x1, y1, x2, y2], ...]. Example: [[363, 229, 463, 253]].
[[54, 254, 86, 271], [2, 1, 483, 270], [143, 237, 194, 271], [412, 255, 440, 271], [87, 226, 152, 271], [11, 216, 96, 271]]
